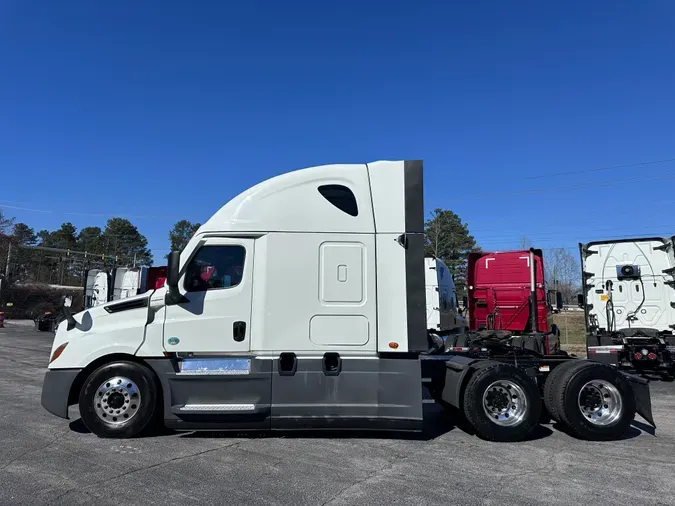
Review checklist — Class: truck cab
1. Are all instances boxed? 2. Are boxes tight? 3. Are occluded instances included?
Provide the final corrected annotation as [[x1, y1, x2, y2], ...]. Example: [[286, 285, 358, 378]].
[[42, 160, 430, 435], [580, 237, 675, 377], [84, 266, 169, 310], [424, 256, 467, 335], [466, 249, 553, 334]]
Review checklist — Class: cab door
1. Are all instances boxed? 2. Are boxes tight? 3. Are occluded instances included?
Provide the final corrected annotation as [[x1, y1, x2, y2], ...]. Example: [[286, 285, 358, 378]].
[[161, 237, 270, 429], [163, 237, 254, 353]]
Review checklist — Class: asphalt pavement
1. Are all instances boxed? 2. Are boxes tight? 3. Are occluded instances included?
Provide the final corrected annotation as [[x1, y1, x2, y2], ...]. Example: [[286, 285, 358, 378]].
[[1, 321, 674, 506]]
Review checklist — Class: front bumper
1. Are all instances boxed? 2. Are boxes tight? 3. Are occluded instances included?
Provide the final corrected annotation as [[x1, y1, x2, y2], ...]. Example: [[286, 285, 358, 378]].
[[41, 369, 81, 419]]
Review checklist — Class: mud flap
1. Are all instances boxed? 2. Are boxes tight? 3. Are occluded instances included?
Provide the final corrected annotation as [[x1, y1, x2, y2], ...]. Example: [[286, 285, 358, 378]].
[[622, 372, 656, 427]]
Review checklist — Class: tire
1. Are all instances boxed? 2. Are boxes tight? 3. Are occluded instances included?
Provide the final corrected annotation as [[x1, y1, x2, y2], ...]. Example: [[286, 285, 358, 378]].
[[462, 363, 542, 442], [78, 361, 158, 438], [552, 361, 636, 440], [543, 360, 594, 423]]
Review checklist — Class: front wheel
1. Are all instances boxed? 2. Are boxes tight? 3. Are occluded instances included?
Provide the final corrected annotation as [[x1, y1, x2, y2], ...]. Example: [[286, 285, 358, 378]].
[[462, 364, 542, 442], [78, 361, 158, 438]]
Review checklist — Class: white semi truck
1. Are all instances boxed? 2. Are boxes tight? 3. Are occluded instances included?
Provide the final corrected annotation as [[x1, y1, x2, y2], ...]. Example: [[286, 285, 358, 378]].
[[580, 237, 675, 378], [41, 160, 654, 442], [424, 256, 467, 336]]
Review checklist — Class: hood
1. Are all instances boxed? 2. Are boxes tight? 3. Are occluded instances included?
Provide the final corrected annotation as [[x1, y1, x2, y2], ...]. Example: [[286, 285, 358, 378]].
[[48, 290, 160, 368]]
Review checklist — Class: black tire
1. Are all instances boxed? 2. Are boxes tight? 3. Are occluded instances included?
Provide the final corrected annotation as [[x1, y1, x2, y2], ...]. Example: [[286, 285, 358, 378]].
[[78, 361, 158, 438], [552, 362, 636, 440], [543, 360, 594, 423], [462, 363, 542, 442]]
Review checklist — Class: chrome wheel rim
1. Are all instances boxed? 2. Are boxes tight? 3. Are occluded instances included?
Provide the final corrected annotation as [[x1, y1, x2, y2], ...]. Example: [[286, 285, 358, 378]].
[[482, 380, 528, 427], [94, 376, 141, 425], [577, 379, 623, 426]]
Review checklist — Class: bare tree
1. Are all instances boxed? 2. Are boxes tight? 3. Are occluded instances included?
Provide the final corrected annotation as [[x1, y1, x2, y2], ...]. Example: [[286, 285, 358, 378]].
[[0, 210, 14, 236], [544, 248, 581, 303]]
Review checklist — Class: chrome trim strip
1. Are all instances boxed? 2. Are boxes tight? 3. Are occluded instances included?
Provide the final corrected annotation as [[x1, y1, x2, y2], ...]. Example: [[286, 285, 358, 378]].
[[180, 404, 256, 412]]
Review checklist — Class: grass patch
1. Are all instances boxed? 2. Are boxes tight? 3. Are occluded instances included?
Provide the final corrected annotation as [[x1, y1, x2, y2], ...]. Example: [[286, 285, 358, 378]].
[[552, 311, 587, 356]]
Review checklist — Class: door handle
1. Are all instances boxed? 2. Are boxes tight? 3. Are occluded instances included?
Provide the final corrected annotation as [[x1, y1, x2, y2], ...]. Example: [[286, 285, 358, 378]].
[[233, 321, 246, 342]]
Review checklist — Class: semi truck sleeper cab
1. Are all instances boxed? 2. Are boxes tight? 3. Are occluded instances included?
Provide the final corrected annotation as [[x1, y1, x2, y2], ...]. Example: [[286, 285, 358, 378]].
[[41, 160, 654, 442]]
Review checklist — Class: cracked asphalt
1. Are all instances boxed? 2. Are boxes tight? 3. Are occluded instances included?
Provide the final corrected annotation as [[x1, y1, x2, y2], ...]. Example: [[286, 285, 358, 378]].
[[1, 322, 675, 506]]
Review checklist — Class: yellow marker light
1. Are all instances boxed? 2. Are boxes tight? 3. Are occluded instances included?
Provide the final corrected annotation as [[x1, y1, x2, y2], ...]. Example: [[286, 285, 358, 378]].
[[50, 343, 68, 363], [388, 342, 399, 349]]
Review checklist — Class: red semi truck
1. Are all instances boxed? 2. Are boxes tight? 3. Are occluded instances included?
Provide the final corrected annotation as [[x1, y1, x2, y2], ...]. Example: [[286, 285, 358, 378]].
[[467, 249, 560, 335]]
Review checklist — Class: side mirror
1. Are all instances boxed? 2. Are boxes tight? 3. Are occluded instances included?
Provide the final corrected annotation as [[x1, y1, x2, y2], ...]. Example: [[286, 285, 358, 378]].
[[166, 251, 182, 305], [60, 295, 77, 330], [556, 292, 563, 310], [462, 296, 468, 309], [577, 293, 584, 308]]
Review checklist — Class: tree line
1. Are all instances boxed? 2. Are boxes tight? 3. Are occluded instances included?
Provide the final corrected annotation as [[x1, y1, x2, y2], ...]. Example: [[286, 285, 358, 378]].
[[0, 210, 153, 265]]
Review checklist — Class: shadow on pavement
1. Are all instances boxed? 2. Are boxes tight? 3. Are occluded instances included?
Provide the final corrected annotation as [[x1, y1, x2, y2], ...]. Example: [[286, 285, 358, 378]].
[[179, 406, 554, 443], [68, 419, 90, 434], [551, 422, 644, 441], [69, 418, 176, 438], [632, 420, 656, 436], [69, 404, 556, 442]]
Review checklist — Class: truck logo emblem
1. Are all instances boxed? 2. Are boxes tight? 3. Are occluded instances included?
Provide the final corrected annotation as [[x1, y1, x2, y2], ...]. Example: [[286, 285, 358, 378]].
[[168, 337, 180, 345]]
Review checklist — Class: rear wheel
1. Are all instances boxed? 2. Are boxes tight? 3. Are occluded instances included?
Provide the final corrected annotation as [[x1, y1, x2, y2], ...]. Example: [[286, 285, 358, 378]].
[[544, 361, 593, 423], [79, 361, 158, 438], [552, 361, 635, 440], [462, 364, 541, 442]]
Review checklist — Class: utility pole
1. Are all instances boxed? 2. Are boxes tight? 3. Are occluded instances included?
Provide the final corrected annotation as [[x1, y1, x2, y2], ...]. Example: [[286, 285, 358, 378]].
[[4, 242, 11, 279]]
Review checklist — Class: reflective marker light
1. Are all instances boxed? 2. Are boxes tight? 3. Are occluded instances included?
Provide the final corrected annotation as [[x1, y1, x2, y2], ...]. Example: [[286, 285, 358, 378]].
[[50, 342, 68, 363]]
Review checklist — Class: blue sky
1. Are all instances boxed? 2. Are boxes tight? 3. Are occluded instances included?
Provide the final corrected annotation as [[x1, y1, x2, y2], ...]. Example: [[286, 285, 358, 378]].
[[1, 0, 674, 264]]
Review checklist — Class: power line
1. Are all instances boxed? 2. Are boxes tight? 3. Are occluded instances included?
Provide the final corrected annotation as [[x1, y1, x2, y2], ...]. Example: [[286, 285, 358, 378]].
[[448, 172, 675, 202], [454, 199, 674, 233], [0, 201, 193, 221], [491, 156, 675, 182], [471, 224, 674, 243], [4, 156, 675, 217]]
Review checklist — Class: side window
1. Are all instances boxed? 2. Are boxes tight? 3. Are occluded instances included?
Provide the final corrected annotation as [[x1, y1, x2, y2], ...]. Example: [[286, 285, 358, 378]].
[[440, 291, 448, 310], [184, 245, 246, 292], [318, 184, 358, 217]]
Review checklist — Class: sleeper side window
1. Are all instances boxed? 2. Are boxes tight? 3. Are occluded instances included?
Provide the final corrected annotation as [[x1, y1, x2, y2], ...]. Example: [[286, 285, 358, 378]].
[[184, 245, 246, 292], [318, 184, 358, 217]]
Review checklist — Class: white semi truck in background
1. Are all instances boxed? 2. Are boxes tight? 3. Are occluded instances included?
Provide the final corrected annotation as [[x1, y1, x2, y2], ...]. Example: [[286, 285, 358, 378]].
[[41, 160, 654, 442], [580, 237, 675, 378], [424, 256, 467, 336]]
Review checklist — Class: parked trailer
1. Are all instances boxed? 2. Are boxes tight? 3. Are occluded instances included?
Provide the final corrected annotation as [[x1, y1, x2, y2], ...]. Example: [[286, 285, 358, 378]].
[[41, 160, 654, 442], [579, 237, 675, 379], [83, 266, 168, 310]]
